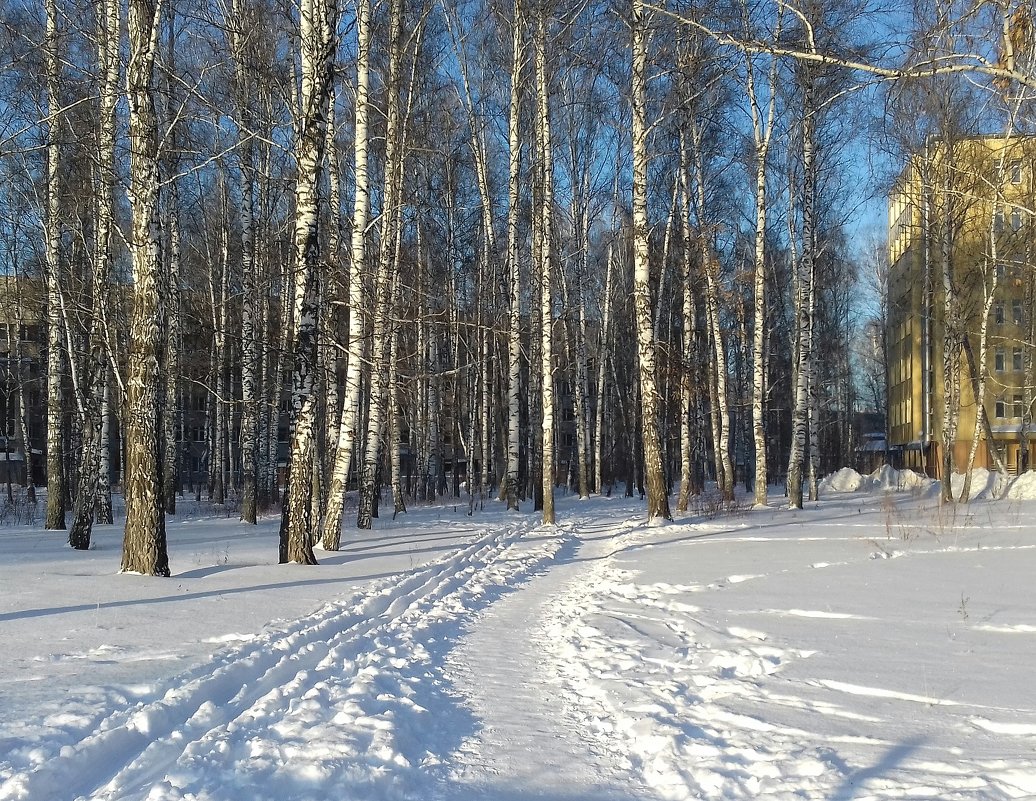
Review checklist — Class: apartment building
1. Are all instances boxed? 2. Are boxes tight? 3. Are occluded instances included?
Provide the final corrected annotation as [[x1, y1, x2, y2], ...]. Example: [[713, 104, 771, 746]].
[[888, 135, 1036, 476]]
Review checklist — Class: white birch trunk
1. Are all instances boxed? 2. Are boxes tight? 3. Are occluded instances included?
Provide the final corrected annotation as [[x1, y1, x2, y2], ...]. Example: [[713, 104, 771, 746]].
[[745, 38, 779, 509], [96, 370, 113, 524], [631, 0, 671, 521], [357, 0, 404, 530], [389, 269, 405, 518], [961, 256, 996, 503], [535, 4, 555, 525], [939, 154, 960, 502], [14, 312, 37, 506], [68, 0, 119, 546], [677, 136, 696, 513], [322, 97, 343, 487], [278, 0, 336, 563], [593, 233, 615, 496], [322, 0, 370, 547], [122, 0, 169, 576], [162, 180, 182, 514], [504, 0, 523, 510], [44, 0, 65, 531], [786, 73, 816, 511], [689, 129, 733, 501], [232, 0, 260, 524]]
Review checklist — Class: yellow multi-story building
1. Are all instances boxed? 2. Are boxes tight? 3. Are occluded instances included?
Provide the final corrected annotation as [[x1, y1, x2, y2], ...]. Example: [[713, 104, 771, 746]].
[[888, 135, 1036, 476]]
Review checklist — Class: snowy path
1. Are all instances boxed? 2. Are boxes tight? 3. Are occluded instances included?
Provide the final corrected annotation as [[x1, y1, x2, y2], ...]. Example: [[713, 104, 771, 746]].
[[0, 516, 569, 801], [440, 514, 653, 801]]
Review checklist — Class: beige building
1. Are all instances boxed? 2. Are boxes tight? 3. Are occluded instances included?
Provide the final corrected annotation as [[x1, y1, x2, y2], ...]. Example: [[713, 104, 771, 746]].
[[888, 135, 1036, 476]]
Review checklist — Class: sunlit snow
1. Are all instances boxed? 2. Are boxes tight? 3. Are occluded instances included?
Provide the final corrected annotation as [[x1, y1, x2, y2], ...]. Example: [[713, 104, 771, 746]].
[[1, 470, 1035, 800]]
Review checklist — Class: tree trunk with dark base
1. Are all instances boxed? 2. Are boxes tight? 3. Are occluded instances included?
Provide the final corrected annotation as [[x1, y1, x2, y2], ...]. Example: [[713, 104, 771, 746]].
[[121, 0, 169, 577], [279, 0, 336, 563]]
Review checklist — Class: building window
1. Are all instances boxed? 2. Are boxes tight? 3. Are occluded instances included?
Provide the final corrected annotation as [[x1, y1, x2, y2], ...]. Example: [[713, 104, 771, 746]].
[[1014, 299, 1025, 326], [1015, 394, 1026, 418], [996, 398, 1007, 418], [997, 262, 1006, 282], [1012, 160, 1023, 184], [996, 348, 1006, 372], [995, 302, 1006, 325], [1014, 348, 1024, 372], [1012, 209, 1023, 230]]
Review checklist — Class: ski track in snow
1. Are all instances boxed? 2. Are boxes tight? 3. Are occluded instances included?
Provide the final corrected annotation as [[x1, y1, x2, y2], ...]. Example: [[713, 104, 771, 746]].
[[0, 517, 570, 801], [440, 515, 653, 801], [538, 519, 1036, 801]]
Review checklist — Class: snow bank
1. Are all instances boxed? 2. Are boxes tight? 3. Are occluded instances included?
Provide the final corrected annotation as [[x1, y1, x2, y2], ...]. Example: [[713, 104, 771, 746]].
[[867, 464, 935, 492], [819, 467, 863, 493], [948, 467, 1007, 500], [819, 465, 936, 495], [1005, 471, 1036, 499]]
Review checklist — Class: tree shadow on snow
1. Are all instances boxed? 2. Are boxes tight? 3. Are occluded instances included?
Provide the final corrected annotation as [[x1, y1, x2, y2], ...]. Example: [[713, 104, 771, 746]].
[[0, 571, 400, 622], [827, 737, 923, 801]]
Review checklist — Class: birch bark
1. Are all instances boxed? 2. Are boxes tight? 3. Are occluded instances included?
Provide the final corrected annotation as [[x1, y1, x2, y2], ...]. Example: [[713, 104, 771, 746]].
[[504, 0, 524, 510], [68, 0, 119, 548], [44, 0, 65, 531], [786, 68, 817, 511], [232, 0, 260, 524], [593, 231, 615, 496], [677, 133, 696, 512], [122, 0, 170, 576], [278, 0, 336, 563], [743, 19, 780, 508], [322, 0, 370, 547], [690, 130, 734, 502], [535, 1, 555, 525], [357, 0, 404, 530], [631, 0, 671, 521]]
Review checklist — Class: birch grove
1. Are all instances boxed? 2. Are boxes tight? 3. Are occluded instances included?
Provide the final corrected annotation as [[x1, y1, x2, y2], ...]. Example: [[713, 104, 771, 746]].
[[7, 0, 1033, 576]]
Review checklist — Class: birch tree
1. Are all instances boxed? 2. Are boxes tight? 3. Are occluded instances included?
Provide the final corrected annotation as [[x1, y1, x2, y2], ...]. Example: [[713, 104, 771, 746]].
[[322, 0, 370, 547], [357, 0, 404, 530], [231, 0, 261, 525], [740, 1, 781, 508], [534, 0, 556, 525], [43, 0, 65, 531], [122, 0, 170, 576], [68, 0, 120, 549], [785, 60, 818, 511], [279, 0, 337, 562], [631, 0, 671, 522], [504, 0, 524, 511]]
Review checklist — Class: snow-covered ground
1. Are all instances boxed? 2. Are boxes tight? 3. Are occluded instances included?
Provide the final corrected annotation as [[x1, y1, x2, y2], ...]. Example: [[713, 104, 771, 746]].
[[2, 472, 1036, 800]]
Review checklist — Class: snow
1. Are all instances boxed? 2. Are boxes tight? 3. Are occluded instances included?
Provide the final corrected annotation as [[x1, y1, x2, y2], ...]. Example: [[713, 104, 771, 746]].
[[820, 467, 864, 492], [2, 484, 1036, 800], [821, 465, 938, 495]]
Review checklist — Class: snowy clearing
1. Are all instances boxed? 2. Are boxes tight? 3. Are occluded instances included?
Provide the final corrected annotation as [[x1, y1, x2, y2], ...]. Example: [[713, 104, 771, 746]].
[[2, 477, 1036, 800]]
